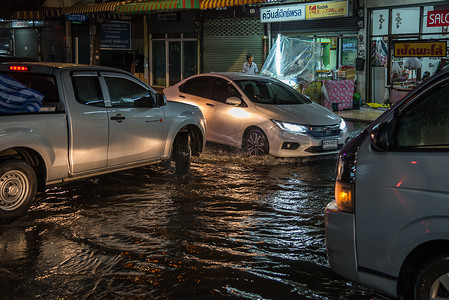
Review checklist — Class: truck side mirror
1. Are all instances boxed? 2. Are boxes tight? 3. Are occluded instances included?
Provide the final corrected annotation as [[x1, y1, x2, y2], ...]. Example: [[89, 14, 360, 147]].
[[154, 93, 167, 107], [370, 122, 390, 152]]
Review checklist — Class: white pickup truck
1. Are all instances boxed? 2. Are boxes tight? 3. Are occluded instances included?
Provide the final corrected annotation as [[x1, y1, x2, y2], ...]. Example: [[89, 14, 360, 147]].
[[0, 62, 206, 220]]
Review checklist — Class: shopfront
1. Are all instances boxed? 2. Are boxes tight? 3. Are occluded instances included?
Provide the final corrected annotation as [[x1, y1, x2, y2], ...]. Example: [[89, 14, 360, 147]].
[[261, 0, 361, 109], [368, 0, 449, 104]]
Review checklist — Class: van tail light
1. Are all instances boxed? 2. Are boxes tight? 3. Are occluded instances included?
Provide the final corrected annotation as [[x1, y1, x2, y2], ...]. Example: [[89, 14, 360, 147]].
[[9, 66, 29, 71]]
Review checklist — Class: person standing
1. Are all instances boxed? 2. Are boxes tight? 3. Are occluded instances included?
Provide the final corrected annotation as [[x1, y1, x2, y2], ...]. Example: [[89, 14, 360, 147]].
[[242, 54, 258, 74]]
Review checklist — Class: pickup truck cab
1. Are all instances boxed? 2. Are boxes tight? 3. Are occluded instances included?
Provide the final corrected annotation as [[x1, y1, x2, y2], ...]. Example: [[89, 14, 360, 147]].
[[0, 62, 206, 220], [325, 68, 449, 299]]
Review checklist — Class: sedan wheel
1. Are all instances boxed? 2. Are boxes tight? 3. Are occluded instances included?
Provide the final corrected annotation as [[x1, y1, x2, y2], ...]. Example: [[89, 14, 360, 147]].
[[243, 129, 269, 156]]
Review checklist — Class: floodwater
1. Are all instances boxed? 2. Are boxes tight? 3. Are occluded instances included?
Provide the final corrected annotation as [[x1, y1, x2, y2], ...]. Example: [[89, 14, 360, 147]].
[[0, 122, 390, 299]]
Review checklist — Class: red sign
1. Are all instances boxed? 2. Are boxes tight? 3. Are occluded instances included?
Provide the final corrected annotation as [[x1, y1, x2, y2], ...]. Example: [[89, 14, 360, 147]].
[[427, 10, 449, 27]]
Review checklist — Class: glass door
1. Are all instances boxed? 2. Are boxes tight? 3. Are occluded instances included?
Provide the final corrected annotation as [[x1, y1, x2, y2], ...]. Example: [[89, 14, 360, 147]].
[[152, 40, 166, 86], [169, 41, 181, 86], [150, 34, 198, 87]]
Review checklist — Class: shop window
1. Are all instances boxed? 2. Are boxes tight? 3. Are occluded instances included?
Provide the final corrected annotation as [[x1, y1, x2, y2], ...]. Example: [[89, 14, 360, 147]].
[[392, 7, 420, 35], [422, 6, 447, 37], [371, 37, 388, 67], [342, 38, 357, 67], [371, 9, 389, 36]]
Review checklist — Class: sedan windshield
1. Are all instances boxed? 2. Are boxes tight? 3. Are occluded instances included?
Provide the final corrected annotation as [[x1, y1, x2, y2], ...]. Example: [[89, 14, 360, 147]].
[[236, 79, 311, 105]]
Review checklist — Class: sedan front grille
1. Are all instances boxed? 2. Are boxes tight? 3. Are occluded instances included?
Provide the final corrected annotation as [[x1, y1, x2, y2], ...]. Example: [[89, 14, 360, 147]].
[[306, 125, 341, 138]]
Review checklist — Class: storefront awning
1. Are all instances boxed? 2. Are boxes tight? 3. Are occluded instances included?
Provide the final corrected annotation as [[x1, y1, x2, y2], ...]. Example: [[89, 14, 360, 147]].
[[200, 0, 269, 9], [12, 8, 62, 20], [116, 0, 199, 13], [63, 1, 130, 15]]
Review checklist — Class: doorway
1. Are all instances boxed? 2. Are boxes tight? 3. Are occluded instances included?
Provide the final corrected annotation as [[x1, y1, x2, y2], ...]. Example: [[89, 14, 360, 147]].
[[150, 33, 198, 87]]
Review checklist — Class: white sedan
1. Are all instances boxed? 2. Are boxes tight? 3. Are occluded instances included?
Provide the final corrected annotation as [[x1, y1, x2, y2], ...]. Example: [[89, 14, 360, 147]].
[[164, 72, 349, 157]]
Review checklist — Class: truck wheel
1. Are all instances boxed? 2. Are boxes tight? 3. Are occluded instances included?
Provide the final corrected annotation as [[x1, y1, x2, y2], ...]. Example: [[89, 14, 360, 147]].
[[174, 132, 191, 175], [0, 160, 37, 220], [243, 128, 269, 156], [412, 254, 449, 300]]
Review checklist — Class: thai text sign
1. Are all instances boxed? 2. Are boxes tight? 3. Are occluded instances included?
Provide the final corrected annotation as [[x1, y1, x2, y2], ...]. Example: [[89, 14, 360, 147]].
[[100, 21, 131, 50], [306, 1, 348, 19], [260, 4, 305, 23], [394, 41, 447, 57], [427, 10, 449, 27]]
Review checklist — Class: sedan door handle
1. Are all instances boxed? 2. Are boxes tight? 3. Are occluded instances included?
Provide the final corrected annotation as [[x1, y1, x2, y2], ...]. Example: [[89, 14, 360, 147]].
[[111, 114, 125, 123], [179, 95, 186, 98], [206, 103, 214, 107]]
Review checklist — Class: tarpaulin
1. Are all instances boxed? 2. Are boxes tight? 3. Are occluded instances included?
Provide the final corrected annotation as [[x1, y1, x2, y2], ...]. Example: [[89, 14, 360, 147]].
[[0, 74, 43, 114], [260, 34, 320, 89]]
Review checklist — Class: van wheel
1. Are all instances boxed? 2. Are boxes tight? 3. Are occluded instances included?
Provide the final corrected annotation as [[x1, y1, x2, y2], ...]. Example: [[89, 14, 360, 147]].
[[0, 159, 37, 220], [174, 132, 191, 175], [243, 128, 269, 156], [412, 254, 449, 300]]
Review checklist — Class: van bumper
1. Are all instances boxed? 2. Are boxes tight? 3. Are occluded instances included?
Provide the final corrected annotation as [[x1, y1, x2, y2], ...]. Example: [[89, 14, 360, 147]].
[[325, 201, 398, 298], [325, 201, 359, 282]]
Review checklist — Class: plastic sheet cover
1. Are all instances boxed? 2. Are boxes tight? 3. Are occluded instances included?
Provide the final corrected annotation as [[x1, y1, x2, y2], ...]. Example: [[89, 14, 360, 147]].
[[0, 74, 43, 114], [260, 34, 321, 88]]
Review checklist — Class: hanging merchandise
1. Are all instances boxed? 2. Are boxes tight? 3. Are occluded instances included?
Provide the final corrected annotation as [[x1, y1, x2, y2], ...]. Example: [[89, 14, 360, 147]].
[[260, 34, 321, 92]]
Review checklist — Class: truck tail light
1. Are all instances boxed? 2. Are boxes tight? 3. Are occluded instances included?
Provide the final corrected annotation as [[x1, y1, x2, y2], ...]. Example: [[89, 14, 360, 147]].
[[9, 66, 29, 71]]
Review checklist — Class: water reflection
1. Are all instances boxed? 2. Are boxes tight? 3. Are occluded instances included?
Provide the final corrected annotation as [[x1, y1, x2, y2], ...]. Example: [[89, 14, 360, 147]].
[[0, 122, 388, 299]]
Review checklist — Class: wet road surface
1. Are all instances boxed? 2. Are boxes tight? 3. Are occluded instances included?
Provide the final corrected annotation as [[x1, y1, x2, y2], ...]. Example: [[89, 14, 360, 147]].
[[0, 122, 390, 299]]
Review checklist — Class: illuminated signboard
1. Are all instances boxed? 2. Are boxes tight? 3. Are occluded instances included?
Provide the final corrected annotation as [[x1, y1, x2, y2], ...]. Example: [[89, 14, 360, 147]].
[[394, 41, 447, 57], [260, 4, 305, 23], [427, 10, 449, 27], [306, 0, 348, 19]]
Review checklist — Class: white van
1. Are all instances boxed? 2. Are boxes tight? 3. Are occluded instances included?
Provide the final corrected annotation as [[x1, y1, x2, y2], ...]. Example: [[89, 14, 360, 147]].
[[325, 68, 449, 299]]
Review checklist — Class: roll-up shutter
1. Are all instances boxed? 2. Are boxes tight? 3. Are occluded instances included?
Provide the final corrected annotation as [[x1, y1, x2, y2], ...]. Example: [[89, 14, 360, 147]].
[[270, 16, 358, 36], [203, 18, 264, 73]]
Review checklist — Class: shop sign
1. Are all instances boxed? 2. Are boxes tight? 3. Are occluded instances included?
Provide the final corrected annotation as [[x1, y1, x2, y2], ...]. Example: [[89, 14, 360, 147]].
[[260, 4, 305, 23], [394, 41, 447, 57], [427, 10, 449, 27], [306, 0, 348, 19], [100, 21, 131, 51], [66, 14, 88, 22]]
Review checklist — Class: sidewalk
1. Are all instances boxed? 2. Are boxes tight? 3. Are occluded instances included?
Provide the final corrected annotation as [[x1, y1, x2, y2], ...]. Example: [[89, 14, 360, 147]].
[[335, 106, 386, 123]]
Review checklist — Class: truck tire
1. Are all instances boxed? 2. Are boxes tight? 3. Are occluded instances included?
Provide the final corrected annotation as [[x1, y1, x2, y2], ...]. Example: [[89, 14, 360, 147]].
[[0, 159, 37, 220], [412, 254, 449, 300], [243, 128, 269, 156], [174, 132, 191, 175]]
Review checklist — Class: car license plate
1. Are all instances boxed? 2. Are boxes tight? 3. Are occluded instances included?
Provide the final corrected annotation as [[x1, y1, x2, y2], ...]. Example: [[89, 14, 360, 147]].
[[323, 139, 338, 150]]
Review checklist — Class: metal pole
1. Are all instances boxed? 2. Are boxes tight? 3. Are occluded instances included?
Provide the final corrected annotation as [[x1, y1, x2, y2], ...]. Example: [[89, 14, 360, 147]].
[[75, 37, 79, 64]]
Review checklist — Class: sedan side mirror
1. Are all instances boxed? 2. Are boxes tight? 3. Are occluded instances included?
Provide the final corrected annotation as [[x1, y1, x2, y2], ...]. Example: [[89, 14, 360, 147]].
[[225, 96, 242, 106], [370, 122, 390, 152]]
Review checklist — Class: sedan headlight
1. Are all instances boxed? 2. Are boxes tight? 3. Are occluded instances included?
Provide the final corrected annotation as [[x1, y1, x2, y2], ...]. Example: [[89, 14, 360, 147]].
[[339, 119, 347, 131], [272, 120, 308, 133]]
